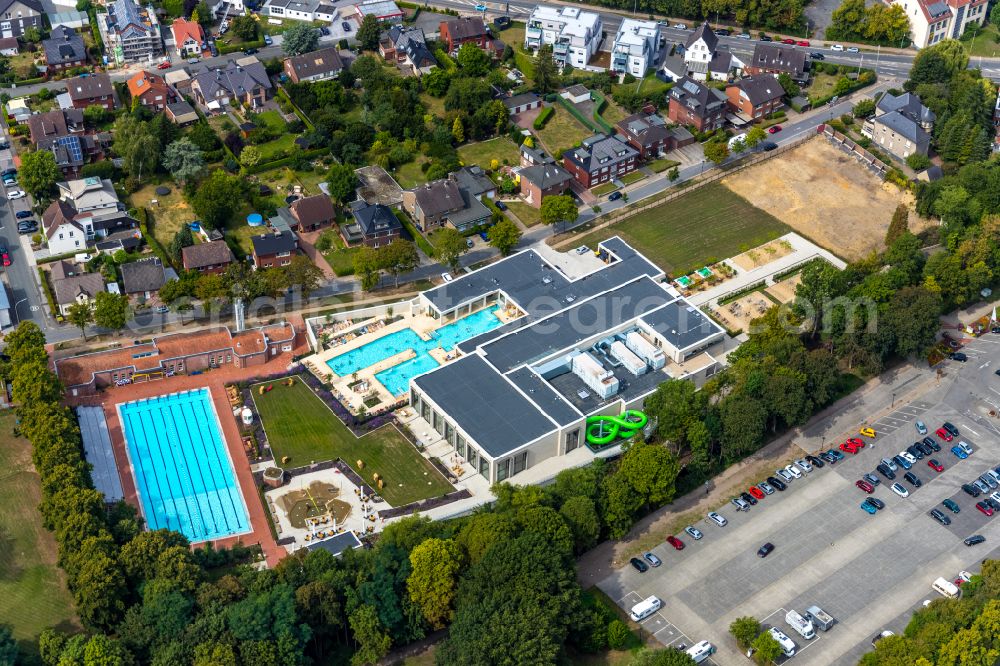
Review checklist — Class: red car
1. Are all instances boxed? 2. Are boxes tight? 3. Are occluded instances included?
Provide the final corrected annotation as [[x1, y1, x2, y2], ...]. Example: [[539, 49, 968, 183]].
[[666, 536, 685, 550], [1, 251, 9, 267], [927, 459, 944, 472], [797, 40, 810, 46], [847, 437, 865, 449], [157, 60, 171, 69], [781, 38, 796, 44], [768, 125, 782, 134], [856, 479, 874, 493], [749, 486, 765, 500], [840, 441, 859, 454], [954, 578, 966, 587], [936, 427, 953, 442], [976, 502, 994, 517]]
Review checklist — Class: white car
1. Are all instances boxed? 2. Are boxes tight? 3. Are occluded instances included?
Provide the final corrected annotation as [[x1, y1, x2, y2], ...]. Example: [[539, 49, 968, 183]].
[[758, 482, 775, 495], [6, 189, 25, 199], [440, 272, 453, 283], [958, 441, 974, 455], [785, 464, 803, 479], [830, 44, 844, 51], [958, 570, 973, 583], [899, 451, 918, 465], [794, 459, 812, 473], [990, 491, 1000, 505], [777, 468, 795, 482], [673, 23, 687, 29], [891, 482, 910, 498], [707, 511, 727, 527]]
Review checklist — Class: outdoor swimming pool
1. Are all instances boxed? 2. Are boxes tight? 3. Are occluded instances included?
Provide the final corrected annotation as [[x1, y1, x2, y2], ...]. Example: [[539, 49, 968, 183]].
[[327, 305, 503, 395], [119, 389, 250, 542]]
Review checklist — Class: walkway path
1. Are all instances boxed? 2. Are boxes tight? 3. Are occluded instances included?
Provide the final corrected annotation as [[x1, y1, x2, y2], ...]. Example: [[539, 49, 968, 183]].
[[297, 229, 338, 280]]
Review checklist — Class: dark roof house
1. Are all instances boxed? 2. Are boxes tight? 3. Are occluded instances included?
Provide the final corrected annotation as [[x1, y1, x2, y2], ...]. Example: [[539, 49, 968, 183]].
[[283, 46, 344, 82], [747, 43, 809, 80], [120, 257, 166, 295], [181, 240, 234, 273], [42, 26, 86, 69]]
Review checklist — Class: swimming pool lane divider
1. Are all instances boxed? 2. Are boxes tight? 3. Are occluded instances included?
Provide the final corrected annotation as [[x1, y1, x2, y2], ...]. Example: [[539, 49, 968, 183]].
[[153, 401, 208, 538], [181, 396, 245, 535], [174, 399, 225, 537]]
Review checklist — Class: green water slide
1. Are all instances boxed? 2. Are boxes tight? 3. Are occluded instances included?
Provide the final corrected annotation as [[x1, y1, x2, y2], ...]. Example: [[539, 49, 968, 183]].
[[585, 410, 648, 446]]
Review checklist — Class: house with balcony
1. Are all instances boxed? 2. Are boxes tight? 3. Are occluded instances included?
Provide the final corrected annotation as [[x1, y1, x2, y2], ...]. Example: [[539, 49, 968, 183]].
[[127, 70, 173, 112], [191, 59, 272, 111], [518, 163, 572, 207], [667, 76, 727, 132], [402, 175, 491, 231], [725, 75, 785, 121], [610, 18, 659, 77], [746, 43, 809, 82], [98, 0, 164, 65], [562, 133, 638, 188], [670, 21, 742, 82], [42, 25, 87, 72], [343, 201, 402, 247], [43, 177, 137, 253], [615, 108, 690, 159], [439, 16, 489, 53], [862, 91, 935, 160], [887, 0, 986, 48], [524, 4, 602, 69], [170, 17, 206, 58], [0, 0, 43, 39], [379, 25, 437, 76]]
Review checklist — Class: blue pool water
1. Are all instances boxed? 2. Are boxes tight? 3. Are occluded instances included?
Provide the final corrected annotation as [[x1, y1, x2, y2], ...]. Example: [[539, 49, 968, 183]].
[[327, 305, 503, 395], [119, 389, 250, 542]]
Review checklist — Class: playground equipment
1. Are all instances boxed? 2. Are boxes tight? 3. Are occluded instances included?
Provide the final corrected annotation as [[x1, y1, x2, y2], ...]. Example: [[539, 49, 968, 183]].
[[585, 410, 648, 446]]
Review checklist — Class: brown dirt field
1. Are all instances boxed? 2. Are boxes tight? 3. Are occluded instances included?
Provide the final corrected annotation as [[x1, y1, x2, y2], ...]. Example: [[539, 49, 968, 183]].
[[767, 274, 802, 304], [722, 138, 934, 261], [730, 238, 795, 271]]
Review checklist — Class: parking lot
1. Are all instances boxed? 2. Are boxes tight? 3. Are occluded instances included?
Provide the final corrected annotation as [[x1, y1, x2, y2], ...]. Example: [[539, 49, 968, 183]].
[[598, 337, 1000, 665]]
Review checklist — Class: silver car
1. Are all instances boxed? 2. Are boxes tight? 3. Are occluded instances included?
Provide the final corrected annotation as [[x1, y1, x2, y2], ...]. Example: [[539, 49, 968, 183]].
[[684, 525, 703, 540], [882, 457, 899, 471], [732, 497, 751, 512], [794, 458, 812, 472], [708, 511, 727, 526], [758, 482, 775, 495], [915, 420, 928, 435], [776, 468, 795, 482]]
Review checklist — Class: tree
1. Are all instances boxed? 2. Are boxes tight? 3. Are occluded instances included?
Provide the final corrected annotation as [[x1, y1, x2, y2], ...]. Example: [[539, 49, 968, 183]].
[[381, 239, 418, 287], [282, 23, 319, 56], [354, 246, 382, 291], [559, 495, 601, 553], [540, 194, 579, 228], [239, 145, 261, 171], [751, 632, 783, 665], [169, 225, 194, 264], [113, 116, 160, 180], [348, 605, 391, 666], [326, 163, 359, 202], [992, 1, 1000, 27], [885, 204, 909, 246], [232, 14, 257, 41], [616, 441, 680, 513], [607, 620, 632, 650], [629, 648, 697, 666], [356, 13, 381, 50], [487, 217, 521, 256], [668, 166, 679, 181], [19, 150, 62, 199], [283, 255, 324, 297], [457, 42, 491, 76], [885, 285, 942, 358], [644, 378, 704, 454], [703, 141, 729, 164], [451, 116, 464, 144], [407, 538, 463, 629], [776, 72, 799, 98], [93, 291, 129, 334], [853, 98, 876, 118], [0, 625, 16, 666], [744, 126, 767, 150], [434, 227, 467, 271], [533, 44, 559, 94], [191, 171, 246, 228], [829, 0, 866, 38], [729, 616, 761, 648], [67, 301, 94, 340], [423, 67, 451, 97], [162, 138, 204, 183]]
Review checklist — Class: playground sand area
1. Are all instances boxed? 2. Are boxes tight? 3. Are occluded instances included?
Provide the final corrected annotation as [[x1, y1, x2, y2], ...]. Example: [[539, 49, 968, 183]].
[[277, 481, 352, 529]]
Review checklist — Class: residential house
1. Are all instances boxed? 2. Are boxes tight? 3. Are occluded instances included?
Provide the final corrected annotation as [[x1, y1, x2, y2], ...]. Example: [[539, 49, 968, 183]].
[[518, 163, 571, 207], [127, 70, 173, 111], [191, 59, 272, 110], [165, 100, 198, 125], [283, 46, 343, 83], [524, 5, 602, 69], [379, 26, 436, 76], [746, 43, 809, 81], [181, 240, 234, 274], [42, 177, 136, 253], [667, 76, 727, 132], [615, 109, 673, 159], [354, 0, 404, 23], [262, 0, 335, 23], [403, 174, 492, 231], [288, 194, 336, 231], [251, 230, 297, 268], [343, 201, 402, 247], [0, 37, 17, 55], [38, 134, 108, 177], [120, 257, 167, 299], [98, 0, 164, 65], [43, 200, 88, 254], [439, 16, 489, 53], [58, 177, 119, 213], [452, 166, 496, 199], [725, 75, 785, 120], [503, 92, 541, 115], [27, 108, 84, 145], [562, 133, 639, 188], [51, 261, 106, 316], [355, 165, 404, 207], [862, 91, 935, 159], [170, 17, 205, 58], [66, 73, 118, 111], [678, 21, 742, 81], [0, 0, 43, 39], [520, 143, 556, 167], [41, 26, 86, 71], [561, 84, 590, 104], [611, 18, 659, 76], [888, 0, 987, 48]]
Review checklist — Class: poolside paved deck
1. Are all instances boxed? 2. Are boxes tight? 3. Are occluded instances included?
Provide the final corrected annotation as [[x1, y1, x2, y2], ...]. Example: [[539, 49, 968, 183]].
[[64, 320, 310, 568]]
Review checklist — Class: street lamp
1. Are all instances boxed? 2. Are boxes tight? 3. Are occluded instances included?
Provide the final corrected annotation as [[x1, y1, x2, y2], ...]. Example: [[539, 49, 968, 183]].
[[13, 298, 28, 324]]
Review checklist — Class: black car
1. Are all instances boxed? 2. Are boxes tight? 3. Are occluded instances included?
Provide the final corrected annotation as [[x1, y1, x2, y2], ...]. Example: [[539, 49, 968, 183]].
[[962, 483, 982, 498], [319, 26, 330, 36], [943, 498, 961, 513], [965, 534, 986, 546], [903, 471, 922, 487], [495, 200, 507, 211], [906, 444, 924, 460], [714, 28, 730, 35], [608, 191, 622, 201], [15, 210, 31, 219], [876, 463, 896, 480], [759, 35, 772, 41], [805, 454, 825, 468], [923, 437, 941, 453], [1, 168, 16, 177], [629, 557, 649, 573], [740, 491, 758, 506], [244, 47, 258, 54], [810, 51, 825, 59], [950, 352, 968, 362], [767, 476, 787, 491], [987, 497, 1000, 512], [757, 542, 775, 558], [929, 509, 951, 526], [865, 497, 886, 510], [943, 422, 960, 437], [342, 21, 352, 31], [761, 142, 778, 151], [820, 451, 837, 464], [915, 441, 933, 457]]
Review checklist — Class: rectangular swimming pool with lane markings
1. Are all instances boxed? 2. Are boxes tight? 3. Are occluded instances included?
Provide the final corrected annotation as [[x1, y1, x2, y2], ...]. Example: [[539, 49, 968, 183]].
[[118, 388, 250, 542]]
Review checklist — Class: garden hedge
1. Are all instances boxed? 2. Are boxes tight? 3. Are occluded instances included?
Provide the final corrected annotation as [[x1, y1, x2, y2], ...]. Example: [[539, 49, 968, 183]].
[[533, 107, 554, 130]]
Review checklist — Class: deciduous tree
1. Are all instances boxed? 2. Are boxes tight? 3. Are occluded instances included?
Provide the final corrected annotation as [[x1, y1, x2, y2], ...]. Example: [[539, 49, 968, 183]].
[[326, 163, 359, 201], [703, 140, 729, 164], [356, 14, 381, 51], [487, 217, 521, 256], [18, 149, 61, 199], [729, 616, 761, 648], [434, 227, 467, 271], [381, 239, 418, 287], [540, 194, 578, 228], [407, 538, 463, 629], [282, 23, 319, 56], [93, 291, 130, 334], [67, 301, 94, 340], [457, 42, 491, 76]]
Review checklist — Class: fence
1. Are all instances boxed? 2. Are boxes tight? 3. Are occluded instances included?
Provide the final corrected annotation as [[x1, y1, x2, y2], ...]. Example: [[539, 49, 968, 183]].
[[821, 125, 888, 180], [552, 130, 820, 249]]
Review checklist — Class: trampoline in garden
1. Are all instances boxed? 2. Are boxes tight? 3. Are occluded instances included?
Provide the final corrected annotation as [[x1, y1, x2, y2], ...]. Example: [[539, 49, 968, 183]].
[[284, 195, 300, 204], [155, 186, 170, 196], [697, 267, 713, 279], [675, 275, 692, 288], [247, 213, 264, 227]]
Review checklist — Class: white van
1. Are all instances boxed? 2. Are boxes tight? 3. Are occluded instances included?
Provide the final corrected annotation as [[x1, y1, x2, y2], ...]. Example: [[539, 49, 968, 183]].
[[785, 609, 816, 639], [685, 641, 716, 664], [932, 577, 961, 599], [768, 627, 796, 657], [629, 596, 661, 621]]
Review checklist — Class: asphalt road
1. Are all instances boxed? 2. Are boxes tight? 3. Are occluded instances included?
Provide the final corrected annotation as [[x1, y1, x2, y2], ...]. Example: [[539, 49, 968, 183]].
[[595, 345, 1000, 665]]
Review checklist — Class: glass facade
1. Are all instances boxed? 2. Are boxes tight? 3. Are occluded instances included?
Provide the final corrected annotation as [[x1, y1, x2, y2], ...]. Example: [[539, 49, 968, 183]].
[[566, 429, 580, 452], [457, 434, 466, 458], [512, 451, 527, 475]]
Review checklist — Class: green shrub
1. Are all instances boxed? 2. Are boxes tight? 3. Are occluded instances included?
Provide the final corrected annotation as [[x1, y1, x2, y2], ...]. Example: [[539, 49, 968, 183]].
[[906, 153, 931, 171], [606, 620, 632, 650], [533, 106, 554, 130]]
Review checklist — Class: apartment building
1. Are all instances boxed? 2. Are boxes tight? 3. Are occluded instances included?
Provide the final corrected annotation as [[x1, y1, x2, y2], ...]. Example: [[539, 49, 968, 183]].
[[886, 0, 987, 47], [99, 0, 163, 65], [611, 18, 659, 76], [562, 134, 638, 188], [524, 4, 602, 69]]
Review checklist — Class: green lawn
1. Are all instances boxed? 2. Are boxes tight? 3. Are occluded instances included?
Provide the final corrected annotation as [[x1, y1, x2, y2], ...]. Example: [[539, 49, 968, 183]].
[[256, 132, 299, 160], [254, 109, 287, 133], [959, 21, 1000, 58], [252, 377, 454, 506], [393, 158, 431, 189], [0, 412, 78, 659], [807, 72, 842, 103], [592, 182, 618, 196], [131, 182, 196, 250], [610, 73, 672, 108], [619, 171, 646, 186], [534, 107, 592, 155], [504, 200, 542, 227], [648, 158, 680, 173], [321, 230, 361, 277], [572, 183, 790, 275], [457, 137, 521, 169]]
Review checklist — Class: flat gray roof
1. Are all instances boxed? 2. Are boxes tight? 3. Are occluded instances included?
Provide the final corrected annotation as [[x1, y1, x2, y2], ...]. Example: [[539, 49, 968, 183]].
[[77, 406, 125, 503], [506, 366, 581, 426], [305, 530, 363, 556], [639, 300, 724, 350], [414, 354, 556, 458]]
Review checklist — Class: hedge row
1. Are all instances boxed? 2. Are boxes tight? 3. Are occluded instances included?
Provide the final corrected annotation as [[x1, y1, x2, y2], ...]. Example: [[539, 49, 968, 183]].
[[219, 39, 265, 55], [134, 206, 175, 269], [37, 266, 60, 321], [533, 107, 554, 130], [434, 48, 457, 71], [276, 86, 315, 130], [395, 210, 435, 258], [244, 147, 326, 174]]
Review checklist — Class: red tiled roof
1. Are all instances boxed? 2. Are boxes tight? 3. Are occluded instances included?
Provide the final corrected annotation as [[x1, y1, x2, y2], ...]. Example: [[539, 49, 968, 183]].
[[171, 17, 205, 46]]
